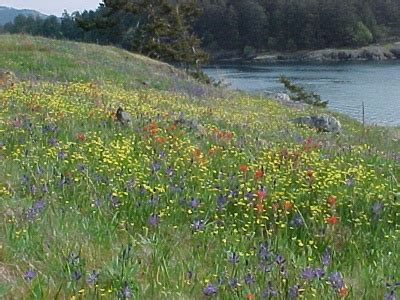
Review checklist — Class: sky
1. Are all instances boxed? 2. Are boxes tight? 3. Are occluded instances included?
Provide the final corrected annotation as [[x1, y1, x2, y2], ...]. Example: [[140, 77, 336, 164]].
[[1, 0, 101, 16]]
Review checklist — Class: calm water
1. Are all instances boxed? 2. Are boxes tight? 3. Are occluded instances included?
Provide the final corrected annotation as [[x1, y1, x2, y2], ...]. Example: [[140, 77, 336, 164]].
[[204, 61, 400, 125]]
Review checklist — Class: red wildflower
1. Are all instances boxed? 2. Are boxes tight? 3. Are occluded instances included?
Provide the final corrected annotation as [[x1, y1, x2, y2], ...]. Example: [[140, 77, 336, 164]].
[[256, 202, 264, 214], [246, 293, 255, 300], [326, 215, 338, 225], [76, 133, 86, 141], [272, 203, 280, 210], [240, 164, 249, 172], [155, 137, 166, 144], [338, 287, 349, 297], [284, 201, 293, 210], [257, 190, 266, 200], [254, 169, 264, 179]]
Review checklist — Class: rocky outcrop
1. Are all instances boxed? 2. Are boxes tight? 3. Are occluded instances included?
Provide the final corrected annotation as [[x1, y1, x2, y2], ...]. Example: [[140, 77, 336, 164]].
[[248, 43, 400, 63], [390, 44, 400, 58], [293, 114, 342, 133], [301, 46, 395, 62], [265, 92, 291, 102]]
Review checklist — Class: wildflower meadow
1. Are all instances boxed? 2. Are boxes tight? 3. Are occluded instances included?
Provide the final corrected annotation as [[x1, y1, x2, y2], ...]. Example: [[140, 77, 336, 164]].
[[0, 35, 399, 299]]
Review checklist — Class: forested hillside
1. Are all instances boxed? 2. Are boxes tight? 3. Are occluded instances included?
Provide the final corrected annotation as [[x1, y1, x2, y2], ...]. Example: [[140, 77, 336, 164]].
[[195, 0, 400, 53]]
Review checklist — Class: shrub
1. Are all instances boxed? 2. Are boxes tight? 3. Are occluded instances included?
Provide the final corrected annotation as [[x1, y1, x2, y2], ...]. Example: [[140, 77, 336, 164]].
[[279, 75, 328, 107]]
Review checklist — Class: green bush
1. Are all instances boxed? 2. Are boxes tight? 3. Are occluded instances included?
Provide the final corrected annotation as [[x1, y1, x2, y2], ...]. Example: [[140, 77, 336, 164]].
[[352, 22, 373, 46], [279, 75, 328, 107]]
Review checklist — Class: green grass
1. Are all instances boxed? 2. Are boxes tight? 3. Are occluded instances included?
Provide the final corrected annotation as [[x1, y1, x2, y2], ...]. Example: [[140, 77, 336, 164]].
[[0, 34, 399, 299]]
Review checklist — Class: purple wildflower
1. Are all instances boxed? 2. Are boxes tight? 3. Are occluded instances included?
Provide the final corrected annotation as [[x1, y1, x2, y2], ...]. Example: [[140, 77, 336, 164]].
[[258, 261, 273, 272], [41, 184, 49, 193], [58, 151, 67, 159], [262, 281, 278, 297], [288, 285, 300, 298], [48, 137, 58, 146], [26, 207, 37, 220], [147, 196, 159, 206], [23, 268, 36, 281], [109, 195, 120, 208], [191, 219, 205, 231], [125, 179, 135, 191], [68, 253, 80, 266], [216, 194, 227, 208], [228, 278, 239, 289], [384, 290, 397, 300], [259, 243, 271, 260], [228, 252, 239, 264], [315, 267, 325, 279], [189, 198, 200, 209], [217, 276, 226, 286], [290, 213, 304, 227], [29, 184, 37, 195], [329, 272, 345, 289], [120, 281, 132, 298], [86, 270, 99, 285], [151, 161, 161, 173], [92, 198, 102, 207], [321, 248, 331, 266], [275, 254, 286, 265], [301, 267, 315, 281], [203, 283, 218, 296], [245, 191, 254, 199], [71, 270, 82, 281], [279, 265, 288, 277], [230, 188, 239, 198], [345, 176, 355, 187], [33, 199, 45, 211], [166, 166, 174, 176], [372, 201, 383, 217], [148, 214, 159, 226], [244, 273, 255, 285], [21, 174, 29, 185]]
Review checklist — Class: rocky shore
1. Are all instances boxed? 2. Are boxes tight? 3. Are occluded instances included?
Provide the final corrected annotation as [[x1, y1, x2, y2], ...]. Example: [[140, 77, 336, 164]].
[[216, 43, 400, 63]]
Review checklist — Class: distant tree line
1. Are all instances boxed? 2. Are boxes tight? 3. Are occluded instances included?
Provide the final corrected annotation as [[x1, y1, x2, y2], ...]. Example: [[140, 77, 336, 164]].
[[1, 12, 84, 40], [195, 0, 400, 54], [1, 0, 400, 60]]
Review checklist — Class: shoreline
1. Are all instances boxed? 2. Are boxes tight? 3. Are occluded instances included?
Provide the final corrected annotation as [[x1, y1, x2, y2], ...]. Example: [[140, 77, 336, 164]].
[[212, 43, 400, 63]]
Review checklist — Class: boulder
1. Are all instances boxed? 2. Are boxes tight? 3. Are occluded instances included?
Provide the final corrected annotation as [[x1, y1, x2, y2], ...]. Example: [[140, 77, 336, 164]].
[[293, 114, 342, 133], [390, 46, 400, 58], [115, 107, 132, 125], [265, 91, 291, 102]]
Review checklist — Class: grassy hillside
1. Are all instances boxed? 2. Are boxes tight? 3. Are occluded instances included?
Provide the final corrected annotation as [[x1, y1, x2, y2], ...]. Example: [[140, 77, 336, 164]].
[[0, 34, 399, 299]]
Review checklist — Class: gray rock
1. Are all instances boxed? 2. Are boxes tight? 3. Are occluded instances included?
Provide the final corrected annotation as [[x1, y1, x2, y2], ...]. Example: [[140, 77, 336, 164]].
[[265, 91, 291, 102], [390, 46, 400, 58], [116, 107, 132, 125], [301, 46, 395, 62], [293, 114, 341, 133]]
